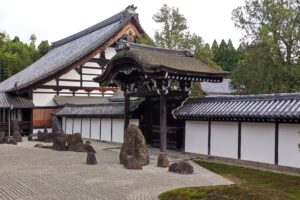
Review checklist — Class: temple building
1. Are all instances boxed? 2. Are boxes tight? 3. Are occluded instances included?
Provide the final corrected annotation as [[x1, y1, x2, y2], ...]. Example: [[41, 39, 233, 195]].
[[0, 6, 299, 170]]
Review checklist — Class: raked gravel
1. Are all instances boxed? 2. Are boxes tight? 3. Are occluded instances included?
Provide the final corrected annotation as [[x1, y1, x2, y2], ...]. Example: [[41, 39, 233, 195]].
[[0, 139, 232, 200]]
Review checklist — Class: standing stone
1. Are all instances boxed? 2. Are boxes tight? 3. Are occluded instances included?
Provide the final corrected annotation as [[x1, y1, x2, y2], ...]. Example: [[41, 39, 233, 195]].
[[51, 115, 63, 133], [43, 127, 48, 134], [120, 124, 149, 166], [124, 155, 142, 170], [86, 152, 97, 165], [53, 136, 67, 151], [12, 121, 22, 142], [0, 131, 5, 144], [37, 130, 45, 141], [28, 134, 33, 141], [157, 153, 169, 168], [168, 161, 194, 174]]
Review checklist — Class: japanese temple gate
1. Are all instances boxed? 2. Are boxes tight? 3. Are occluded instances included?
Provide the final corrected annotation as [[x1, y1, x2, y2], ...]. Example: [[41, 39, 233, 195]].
[[95, 40, 227, 153]]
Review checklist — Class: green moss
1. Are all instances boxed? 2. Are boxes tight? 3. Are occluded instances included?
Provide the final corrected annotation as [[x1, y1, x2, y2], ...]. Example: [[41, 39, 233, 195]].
[[159, 161, 300, 200]]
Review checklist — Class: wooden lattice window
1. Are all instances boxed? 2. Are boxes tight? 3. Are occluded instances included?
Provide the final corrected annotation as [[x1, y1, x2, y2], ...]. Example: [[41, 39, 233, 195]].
[[33, 108, 56, 128]]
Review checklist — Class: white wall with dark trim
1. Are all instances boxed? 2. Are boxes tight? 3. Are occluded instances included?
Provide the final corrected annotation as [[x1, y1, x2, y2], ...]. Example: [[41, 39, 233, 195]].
[[185, 120, 300, 169], [62, 117, 139, 143]]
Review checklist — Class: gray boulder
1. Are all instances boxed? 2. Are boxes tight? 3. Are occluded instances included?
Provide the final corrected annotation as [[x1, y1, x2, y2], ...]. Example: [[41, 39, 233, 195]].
[[52, 136, 67, 151], [124, 155, 142, 170], [168, 161, 194, 174], [120, 124, 149, 166]]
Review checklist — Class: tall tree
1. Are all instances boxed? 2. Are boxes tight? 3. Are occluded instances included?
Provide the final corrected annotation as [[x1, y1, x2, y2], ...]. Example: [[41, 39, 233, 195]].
[[153, 4, 221, 96], [0, 32, 43, 82], [231, 0, 300, 94]]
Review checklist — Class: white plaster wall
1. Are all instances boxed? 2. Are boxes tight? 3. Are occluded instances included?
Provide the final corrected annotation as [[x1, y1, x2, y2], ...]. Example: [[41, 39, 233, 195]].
[[33, 128, 52, 134], [59, 69, 80, 79], [112, 119, 124, 143], [130, 119, 139, 126], [43, 79, 56, 86], [83, 62, 100, 67], [241, 123, 275, 164], [59, 81, 80, 87], [62, 117, 66, 132], [33, 93, 56, 107], [82, 81, 99, 87], [65, 118, 73, 134], [185, 121, 208, 154], [279, 124, 300, 168], [105, 47, 116, 59], [81, 118, 90, 138], [101, 118, 111, 141], [211, 122, 238, 159], [73, 118, 81, 134], [91, 118, 100, 140]]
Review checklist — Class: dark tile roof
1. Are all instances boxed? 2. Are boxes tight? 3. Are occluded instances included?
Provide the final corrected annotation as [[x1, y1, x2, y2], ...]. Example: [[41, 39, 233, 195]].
[[0, 6, 143, 93], [173, 93, 300, 122], [95, 41, 227, 84], [55, 101, 141, 117], [0, 93, 34, 108], [200, 79, 235, 95]]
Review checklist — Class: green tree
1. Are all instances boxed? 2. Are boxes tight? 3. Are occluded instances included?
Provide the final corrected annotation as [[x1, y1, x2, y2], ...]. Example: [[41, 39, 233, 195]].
[[231, 0, 300, 94], [0, 32, 43, 82], [136, 34, 155, 46], [153, 4, 222, 96], [37, 40, 50, 56], [153, 4, 187, 49]]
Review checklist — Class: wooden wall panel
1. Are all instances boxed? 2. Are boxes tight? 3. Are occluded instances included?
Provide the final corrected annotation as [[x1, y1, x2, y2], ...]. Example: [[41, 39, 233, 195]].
[[33, 108, 56, 128]]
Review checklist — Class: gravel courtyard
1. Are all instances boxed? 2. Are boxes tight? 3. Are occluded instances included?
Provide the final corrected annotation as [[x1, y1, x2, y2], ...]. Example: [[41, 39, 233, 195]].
[[0, 140, 231, 200]]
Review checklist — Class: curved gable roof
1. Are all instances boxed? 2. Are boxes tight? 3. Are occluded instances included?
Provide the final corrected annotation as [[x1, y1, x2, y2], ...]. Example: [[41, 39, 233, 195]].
[[0, 6, 143, 93]]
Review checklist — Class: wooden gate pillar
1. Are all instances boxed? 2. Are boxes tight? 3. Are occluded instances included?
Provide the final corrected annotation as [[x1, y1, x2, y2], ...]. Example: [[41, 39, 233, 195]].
[[160, 92, 167, 153]]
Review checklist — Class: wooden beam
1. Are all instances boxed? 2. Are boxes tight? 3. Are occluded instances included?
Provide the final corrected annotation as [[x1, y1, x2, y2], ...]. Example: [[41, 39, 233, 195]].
[[124, 91, 130, 137], [275, 122, 279, 165], [160, 93, 167, 153], [208, 120, 211, 156], [238, 121, 241, 159]]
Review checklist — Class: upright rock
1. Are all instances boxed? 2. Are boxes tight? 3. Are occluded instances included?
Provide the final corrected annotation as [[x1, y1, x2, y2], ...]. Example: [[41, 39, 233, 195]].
[[28, 134, 33, 141], [51, 115, 63, 134], [0, 131, 5, 144], [157, 153, 169, 168], [12, 120, 22, 142], [86, 152, 97, 165], [43, 127, 48, 134], [120, 124, 149, 166]]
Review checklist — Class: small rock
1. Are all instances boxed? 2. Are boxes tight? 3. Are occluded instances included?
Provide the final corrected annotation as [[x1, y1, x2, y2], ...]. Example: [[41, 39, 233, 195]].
[[86, 152, 97, 165], [124, 155, 142, 170], [157, 153, 169, 168], [28, 134, 33, 141], [168, 161, 194, 174], [34, 143, 43, 148], [7, 137, 17, 145]]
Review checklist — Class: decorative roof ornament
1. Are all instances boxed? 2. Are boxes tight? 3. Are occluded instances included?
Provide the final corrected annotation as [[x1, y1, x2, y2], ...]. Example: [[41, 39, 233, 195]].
[[126, 5, 137, 14], [116, 39, 130, 52]]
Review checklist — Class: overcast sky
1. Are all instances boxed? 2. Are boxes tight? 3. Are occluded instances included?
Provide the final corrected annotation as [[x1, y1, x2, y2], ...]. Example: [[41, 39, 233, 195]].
[[0, 0, 245, 48]]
